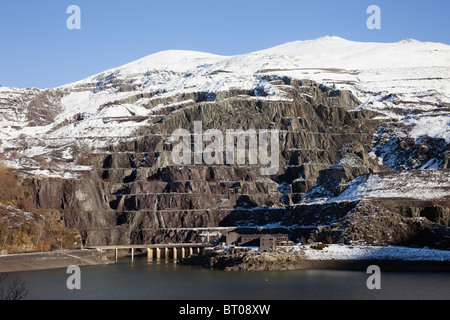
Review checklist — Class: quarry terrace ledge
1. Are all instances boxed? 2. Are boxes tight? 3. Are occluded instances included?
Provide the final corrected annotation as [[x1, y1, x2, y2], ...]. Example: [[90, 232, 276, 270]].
[[86, 243, 210, 261]]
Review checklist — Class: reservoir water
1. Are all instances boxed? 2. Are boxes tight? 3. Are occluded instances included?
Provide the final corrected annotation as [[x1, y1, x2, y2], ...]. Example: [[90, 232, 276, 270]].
[[8, 256, 450, 300]]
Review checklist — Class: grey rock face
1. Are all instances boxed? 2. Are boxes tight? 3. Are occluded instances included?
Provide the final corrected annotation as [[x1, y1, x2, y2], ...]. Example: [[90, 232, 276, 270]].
[[16, 79, 448, 250]]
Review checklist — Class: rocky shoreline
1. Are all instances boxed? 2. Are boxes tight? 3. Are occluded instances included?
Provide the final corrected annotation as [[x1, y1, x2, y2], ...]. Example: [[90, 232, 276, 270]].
[[0, 249, 112, 273], [178, 245, 450, 272], [179, 247, 307, 271]]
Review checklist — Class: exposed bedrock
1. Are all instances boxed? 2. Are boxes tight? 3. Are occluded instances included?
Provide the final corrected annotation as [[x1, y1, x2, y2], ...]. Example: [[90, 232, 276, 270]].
[[308, 200, 450, 250], [23, 81, 450, 248]]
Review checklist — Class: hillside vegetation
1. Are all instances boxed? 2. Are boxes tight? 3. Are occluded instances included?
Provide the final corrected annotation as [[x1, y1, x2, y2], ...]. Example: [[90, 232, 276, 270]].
[[0, 163, 79, 254]]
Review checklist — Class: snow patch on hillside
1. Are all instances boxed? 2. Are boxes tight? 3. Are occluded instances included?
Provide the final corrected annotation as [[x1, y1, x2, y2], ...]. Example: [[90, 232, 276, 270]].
[[302, 170, 450, 204], [301, 244, 450, 261], [405, 115, 450, 142]]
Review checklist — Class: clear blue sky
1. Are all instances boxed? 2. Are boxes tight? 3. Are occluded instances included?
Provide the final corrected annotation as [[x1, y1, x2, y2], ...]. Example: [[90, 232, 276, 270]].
[[1, 0, 449, 89]]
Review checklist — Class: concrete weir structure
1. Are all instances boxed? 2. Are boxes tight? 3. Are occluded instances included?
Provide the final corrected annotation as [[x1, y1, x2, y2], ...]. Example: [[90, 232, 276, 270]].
[[87, 243, 210, 261]]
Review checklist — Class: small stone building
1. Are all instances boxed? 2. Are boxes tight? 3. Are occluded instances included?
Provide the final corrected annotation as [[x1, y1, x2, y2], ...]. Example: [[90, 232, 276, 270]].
[[226, 231, 292, 249], [259, 234, 292, 250]]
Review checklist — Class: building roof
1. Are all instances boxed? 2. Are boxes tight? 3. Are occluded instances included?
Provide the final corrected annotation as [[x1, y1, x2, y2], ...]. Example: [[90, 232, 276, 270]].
[[260, 234, 289, 238]]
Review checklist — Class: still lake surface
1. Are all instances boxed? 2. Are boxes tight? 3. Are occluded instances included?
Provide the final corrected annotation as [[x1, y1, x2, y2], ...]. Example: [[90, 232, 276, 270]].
[[9, 256, 450, 300]]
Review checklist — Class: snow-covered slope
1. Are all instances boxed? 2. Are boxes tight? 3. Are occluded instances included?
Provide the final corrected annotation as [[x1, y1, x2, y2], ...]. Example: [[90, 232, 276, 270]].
[[1, 36, 449, 178], [261, 36, 450, 68], [302, 170, 450, 204], [65, 35, 450, 113]]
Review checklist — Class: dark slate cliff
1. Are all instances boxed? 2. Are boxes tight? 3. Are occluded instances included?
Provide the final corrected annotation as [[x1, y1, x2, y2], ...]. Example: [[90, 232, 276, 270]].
[[24, 80, 450, 249]]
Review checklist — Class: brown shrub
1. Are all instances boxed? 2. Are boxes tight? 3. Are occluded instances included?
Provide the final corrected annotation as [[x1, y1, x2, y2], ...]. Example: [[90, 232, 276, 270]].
[[326, 235, 333, 244], [75, 154, 94, 166], [0, 163, 20, 203]]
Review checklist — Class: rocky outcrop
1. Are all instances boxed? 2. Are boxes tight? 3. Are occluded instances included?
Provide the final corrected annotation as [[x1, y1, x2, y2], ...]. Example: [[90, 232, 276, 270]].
[[309, 201, 450, 249], [178, 246, 307, 271], [372, 122, 450, 170], [300, 142, 387, 201]]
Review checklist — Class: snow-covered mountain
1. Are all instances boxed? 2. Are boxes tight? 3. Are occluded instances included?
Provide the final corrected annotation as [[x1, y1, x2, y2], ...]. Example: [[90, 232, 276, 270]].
[[1, 36, 449, 248]]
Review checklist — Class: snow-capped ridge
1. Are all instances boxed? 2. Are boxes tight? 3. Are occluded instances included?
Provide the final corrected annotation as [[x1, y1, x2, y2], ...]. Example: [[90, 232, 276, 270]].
[[62, 36, 450, 91], [113, 49, 226, 74], [398, 38, 421, 44], [61, 49, 227, 90]]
